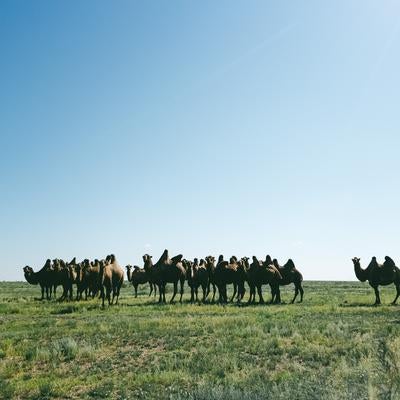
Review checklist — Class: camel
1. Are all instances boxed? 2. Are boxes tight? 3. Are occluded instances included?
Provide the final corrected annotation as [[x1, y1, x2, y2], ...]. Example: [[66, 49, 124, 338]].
[[23, 259, 53, 300], [99, 254, 124, 307], [246, 256, 282, 304], [75, 259, 96, 301], [125, 265, 153, 297], [272, 258, 304, 303], [352, 256, 400, 305], [186, 258, 209, 303], [143, 250, 186, 303], [204, 256, 217, 302], [54, 258, 80, 301], [214, 256, 246, 303]]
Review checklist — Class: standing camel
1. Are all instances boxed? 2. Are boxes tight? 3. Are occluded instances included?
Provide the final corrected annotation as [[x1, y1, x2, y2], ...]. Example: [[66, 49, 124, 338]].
[[272, 258, 304, 303], [143, 250, 186, 303], [352, 256, 400, 305], [126, 265, 153, 297], [99, 255, 124, 307]]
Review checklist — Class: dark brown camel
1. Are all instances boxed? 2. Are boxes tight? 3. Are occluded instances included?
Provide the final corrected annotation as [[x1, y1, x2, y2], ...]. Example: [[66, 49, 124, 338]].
[[99, 254, 124, 307], [185, 258, 209, 303], [143, 250, 186, 303], [247, 256, 282, 304], [23, 259, 53, 300], [272, 258, 304, 303], [141, 256, 157, 298], [204, 256, 217, 302], [352, 256, 400, 305], [214, 256, 246, 303], [126, 265, 153, 297]]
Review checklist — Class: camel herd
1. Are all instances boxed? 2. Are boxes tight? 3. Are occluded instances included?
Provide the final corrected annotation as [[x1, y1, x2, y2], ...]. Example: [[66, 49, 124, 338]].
[[22, 250, 304, 305], [22, 252, 400, 306], [23, 255, 123, 307]]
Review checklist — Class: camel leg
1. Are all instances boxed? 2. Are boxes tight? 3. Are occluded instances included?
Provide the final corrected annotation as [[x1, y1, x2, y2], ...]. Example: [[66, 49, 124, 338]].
[[179, 279, 184, 303], [134, 284, 138, 298], [217, 285, 223, 303], [154, 284, 157, 297], [230, 284, 237, 302], [115, 284, 121, 305], [373, 286, 381, 305], [190, 286, 194, 303], [101, 287, 105, 307], [299, 284, 304, 303], [212, 283, 216, 303], [170, 282, 178, 303], [195, 287, 199, 302], [158, 284, 163, 303], [225, 286, 229, 303], [291, 286, 299, 304], [46, 286, 50, 300], [275, 288, 281, 304], [202, 284, 207, 303], [163, 284, 167, 303], [257, 285, 264, 304], [392, 284, 400, 305], [149, 283, 153, 297], [107, 287, 112, 305]]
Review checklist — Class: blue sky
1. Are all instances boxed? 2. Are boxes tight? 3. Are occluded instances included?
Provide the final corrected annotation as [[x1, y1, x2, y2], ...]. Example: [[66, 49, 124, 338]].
[[1, 1, 400, 281]]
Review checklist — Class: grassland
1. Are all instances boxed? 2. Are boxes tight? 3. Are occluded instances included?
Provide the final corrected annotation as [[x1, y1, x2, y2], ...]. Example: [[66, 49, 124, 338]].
[[1, 281, 400, 400]]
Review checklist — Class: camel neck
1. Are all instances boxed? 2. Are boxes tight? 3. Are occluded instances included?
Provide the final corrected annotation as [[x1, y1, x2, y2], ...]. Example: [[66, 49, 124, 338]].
[[354, 263, 368, 282]]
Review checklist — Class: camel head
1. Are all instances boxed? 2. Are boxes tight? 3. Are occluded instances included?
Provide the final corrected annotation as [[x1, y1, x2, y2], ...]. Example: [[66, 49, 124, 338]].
[[143, 254, 153, 269], [44, 259, 52, 270], [23, 266, 39, 284], [205, 256, 215, 264], [351, 257, 361, 266], [241, 257, 250, 269], [125, 265, 132, 282], [273, 259, 280, 268], [265, 255, 272, 264], [217, 255, 224, 264], [194, 258, 198, 266], [74, 263, 84, 283]]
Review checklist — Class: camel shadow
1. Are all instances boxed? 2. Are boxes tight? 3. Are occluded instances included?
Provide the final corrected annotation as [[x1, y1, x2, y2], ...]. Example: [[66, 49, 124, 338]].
[[339, 302, 398, 308]]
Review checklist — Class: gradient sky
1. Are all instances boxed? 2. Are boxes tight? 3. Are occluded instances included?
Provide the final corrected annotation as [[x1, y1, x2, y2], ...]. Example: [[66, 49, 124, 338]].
[[1, 1, 400, 281]]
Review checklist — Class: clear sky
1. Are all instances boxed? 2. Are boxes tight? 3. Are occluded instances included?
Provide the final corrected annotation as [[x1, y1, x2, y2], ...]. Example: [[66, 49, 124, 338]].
[[1, 0, 400, 281]]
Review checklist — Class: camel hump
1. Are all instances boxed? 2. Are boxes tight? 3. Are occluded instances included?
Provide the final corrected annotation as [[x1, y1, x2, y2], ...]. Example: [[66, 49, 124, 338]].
[[265, 255, 272, 264], [133, 265, 140, 271], [157, 249, 169, 264], [269, 264, 283, 280], [285, 259, 295, 269], [171, 254, 183, 263], [384, 256, 396, 267]]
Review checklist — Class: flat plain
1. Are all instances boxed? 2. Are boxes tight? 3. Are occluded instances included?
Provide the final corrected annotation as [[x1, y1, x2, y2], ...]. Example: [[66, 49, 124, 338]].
[[1, 281, 400, 400]]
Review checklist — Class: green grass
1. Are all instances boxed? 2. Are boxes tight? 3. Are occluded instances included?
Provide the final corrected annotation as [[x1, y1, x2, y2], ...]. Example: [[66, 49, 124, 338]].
[[1, 281, 400, 399]]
